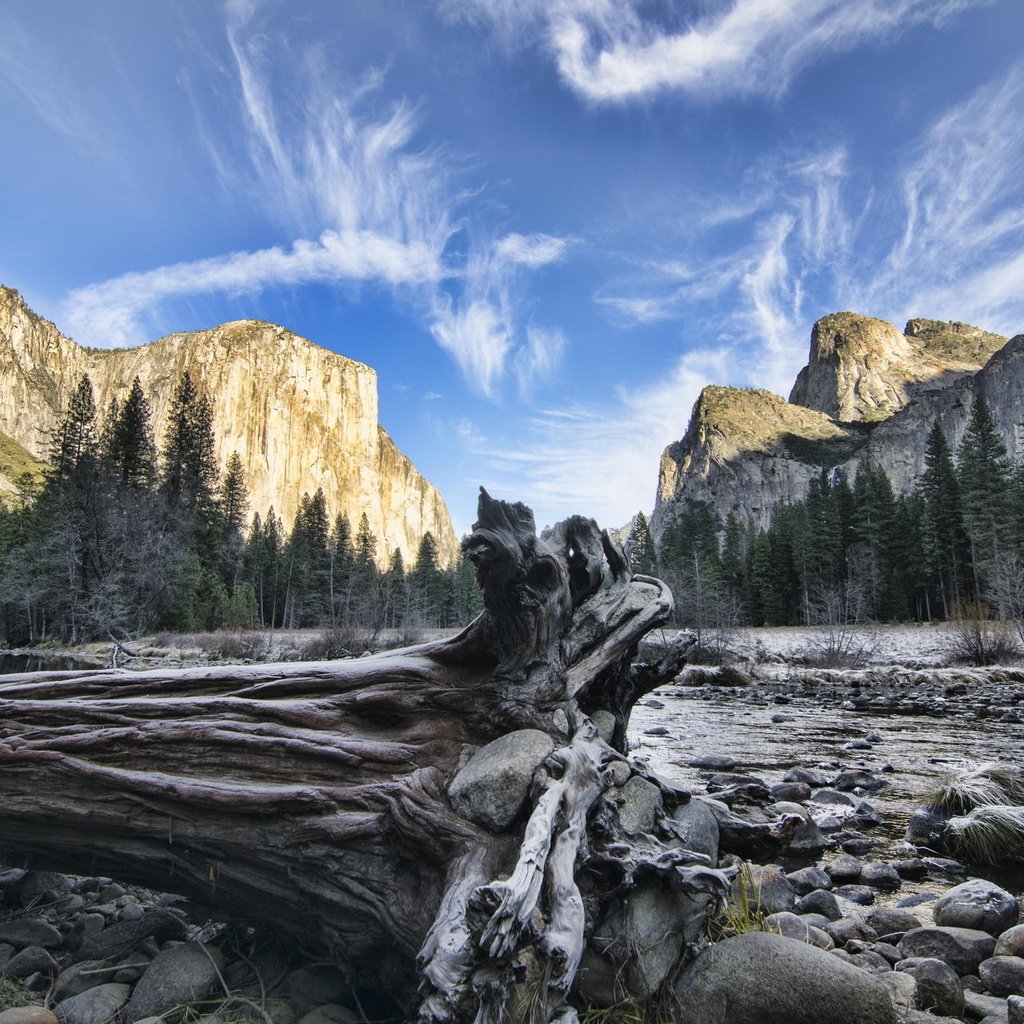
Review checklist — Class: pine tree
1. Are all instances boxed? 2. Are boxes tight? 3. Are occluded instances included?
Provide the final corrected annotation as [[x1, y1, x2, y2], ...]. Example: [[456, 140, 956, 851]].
[[921, 420, 973, 617], [161, 372, 218, 512], [626, 512, 658, 576], [957, 397, 1012, 596], [410, 531, 444, 627], [220, 452, 250, 537], [106, 376, 157, 490], [50, 375, 98, 482]]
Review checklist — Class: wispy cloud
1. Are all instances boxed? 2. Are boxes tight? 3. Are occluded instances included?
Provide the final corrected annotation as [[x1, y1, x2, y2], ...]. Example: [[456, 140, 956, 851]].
[[59, 2, 573, 397], [429, 231, 570, 395], [475, 346, 732, 529], [446, 0, 982, 103], [861, 60, 1024, 333]]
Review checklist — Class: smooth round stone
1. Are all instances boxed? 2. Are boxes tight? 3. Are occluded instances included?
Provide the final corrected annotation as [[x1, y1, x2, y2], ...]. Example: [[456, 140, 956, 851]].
[[979, 956, 1024, 998], [996, 926, 1024, 959], [860, 862, 901, 891], [909, 958, 964, 1018], [934, 880, 1020, 938]]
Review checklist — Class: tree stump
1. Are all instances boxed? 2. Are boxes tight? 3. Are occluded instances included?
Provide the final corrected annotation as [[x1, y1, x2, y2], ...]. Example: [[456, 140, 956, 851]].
[[0, 489, 730, 1024]]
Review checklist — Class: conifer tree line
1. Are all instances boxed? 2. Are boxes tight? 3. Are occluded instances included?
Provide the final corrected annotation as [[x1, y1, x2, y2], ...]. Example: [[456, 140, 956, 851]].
[[0, 373, 483, 644], [628, 397, 1024, 630]]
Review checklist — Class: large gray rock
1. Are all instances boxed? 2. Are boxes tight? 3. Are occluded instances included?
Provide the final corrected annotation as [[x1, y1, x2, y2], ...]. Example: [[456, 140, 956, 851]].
[[673, 931, 899, 1023], [934, 880, 1020, 937], [867, 906, 922, 936], [52, 962, 119, 1004], [125, 944, 224, 1023], [1, 945, 57, 981], [578, 880, 707, 1004], [907, 958, 964, 1018], [980, 957, 1024, 998], [997, 927, 1024, 959], [54, 984, 132, 1024], [0, 921, 62, 951], [898, 927, 997, 975], [615, 775, 663, 835], [447, 729, 554, 831], [671, 798, 719, 864], [734, 864, 796, 916]]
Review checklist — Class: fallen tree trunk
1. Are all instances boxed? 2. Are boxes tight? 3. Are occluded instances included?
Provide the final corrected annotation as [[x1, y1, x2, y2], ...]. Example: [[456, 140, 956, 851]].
[[0, 490, 729, 1023]]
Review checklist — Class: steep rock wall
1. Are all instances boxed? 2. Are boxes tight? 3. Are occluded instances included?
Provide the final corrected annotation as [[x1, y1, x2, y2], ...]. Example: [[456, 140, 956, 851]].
[[0, 286, 459, 566], [654, 313, 1018, 538]]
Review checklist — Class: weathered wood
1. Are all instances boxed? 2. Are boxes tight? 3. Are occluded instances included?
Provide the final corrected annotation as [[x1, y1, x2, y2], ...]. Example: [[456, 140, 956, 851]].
[[0, 489, 729, 1022]]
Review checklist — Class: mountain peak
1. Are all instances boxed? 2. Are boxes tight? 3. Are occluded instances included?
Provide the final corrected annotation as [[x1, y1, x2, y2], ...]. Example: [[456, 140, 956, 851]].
[[789, 312, 1005, 423]]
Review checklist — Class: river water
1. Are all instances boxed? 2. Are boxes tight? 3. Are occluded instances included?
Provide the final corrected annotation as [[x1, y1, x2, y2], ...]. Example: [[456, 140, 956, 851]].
[[0, 653, 97, 674], [628, 684, 1024, 895]]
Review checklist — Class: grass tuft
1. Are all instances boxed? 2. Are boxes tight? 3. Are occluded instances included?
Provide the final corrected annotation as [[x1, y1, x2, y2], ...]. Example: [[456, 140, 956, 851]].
[[944, 804, 1024, 864], [929, 763, 1024, 814], [0, 977, 34, 1012], [710, 864, 772, 941]]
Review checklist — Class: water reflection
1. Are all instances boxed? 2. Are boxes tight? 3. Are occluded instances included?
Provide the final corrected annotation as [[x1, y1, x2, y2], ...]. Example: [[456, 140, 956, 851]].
[[0, 653, 95, 674]]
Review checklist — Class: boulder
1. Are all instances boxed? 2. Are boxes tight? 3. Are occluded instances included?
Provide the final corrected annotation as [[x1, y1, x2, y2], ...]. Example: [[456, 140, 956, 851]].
[[833, 770, 885, 792], [784, 767, 829, 788], [826, 854, 863, 883], [125, 944, 225, 1023], [786, 867, 832, 895], [578, 880, 707, 1004], [795, 889, 842, 921], [734, 865, 796, 915], [934, 880, 1020, 938], [671, 798, 720, 864], [1, 946, 57, 981], [980, 957, 1024, 998], [997, 927, 1024, 959], [0, 1011, 59, 1024], [673, 931, 899, 1023], [860, 862, 901, 891], [0, 922, 62, 952], [866, 907, 922, 936], [614, 776, 663, 835], [54, 984, 132, 1024], [447, 729, 554, 831], [898, 927, 996, 975], [1009, 995, 1024, 1024], [908, 958, 964, 1018]]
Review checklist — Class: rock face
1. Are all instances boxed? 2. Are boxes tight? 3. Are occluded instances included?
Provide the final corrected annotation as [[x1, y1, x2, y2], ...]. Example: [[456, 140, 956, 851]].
[[0, 285, 458, 565], [654, 312, 1018, 535]]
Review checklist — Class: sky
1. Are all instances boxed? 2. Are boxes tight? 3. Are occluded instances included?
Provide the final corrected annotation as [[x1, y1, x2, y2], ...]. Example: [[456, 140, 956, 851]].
[[2, 0, 1023, 536]]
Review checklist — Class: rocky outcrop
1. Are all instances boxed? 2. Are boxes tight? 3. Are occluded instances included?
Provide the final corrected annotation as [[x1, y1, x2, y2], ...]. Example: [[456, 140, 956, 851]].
[[655, 385, 868, 527], [654, 313, 1020, 536], [789, 312, 1005, 423], [0, 286, 458, 565]]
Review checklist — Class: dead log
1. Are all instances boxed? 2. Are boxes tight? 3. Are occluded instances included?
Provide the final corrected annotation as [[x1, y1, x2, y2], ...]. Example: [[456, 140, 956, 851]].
[[0, 489, 729, 1024]]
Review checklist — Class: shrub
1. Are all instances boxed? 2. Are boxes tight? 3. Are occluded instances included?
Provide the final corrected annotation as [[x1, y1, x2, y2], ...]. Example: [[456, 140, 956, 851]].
[[198, 630, 272, 663], [949, 601, 1020, 665]]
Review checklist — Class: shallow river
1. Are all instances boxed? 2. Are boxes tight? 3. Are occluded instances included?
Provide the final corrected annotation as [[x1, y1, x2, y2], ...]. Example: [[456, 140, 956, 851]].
[[628, 686, 1024, 894]]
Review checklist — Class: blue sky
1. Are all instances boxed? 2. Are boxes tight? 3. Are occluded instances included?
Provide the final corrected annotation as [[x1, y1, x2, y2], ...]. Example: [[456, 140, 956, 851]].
[[2, 0, 1023, 535]]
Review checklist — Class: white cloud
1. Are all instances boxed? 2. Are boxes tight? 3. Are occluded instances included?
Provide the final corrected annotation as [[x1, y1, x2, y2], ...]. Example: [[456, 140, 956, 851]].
[[64, 231, 445, 348], [494, 232, 570, 267], [430, 298, 513, 399], [514, 326, 567, 393], [428, 231, 572, 394], [447, 0, 982, 103]]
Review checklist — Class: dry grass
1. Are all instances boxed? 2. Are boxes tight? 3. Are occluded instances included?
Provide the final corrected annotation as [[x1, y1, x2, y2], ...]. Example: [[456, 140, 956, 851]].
[[944, 805, 1024, 864]]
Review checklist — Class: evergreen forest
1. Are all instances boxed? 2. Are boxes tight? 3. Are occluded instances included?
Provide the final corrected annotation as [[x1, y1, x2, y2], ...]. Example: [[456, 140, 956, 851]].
[[0, 373, 483, 645], [629, 398, 1024, 632]]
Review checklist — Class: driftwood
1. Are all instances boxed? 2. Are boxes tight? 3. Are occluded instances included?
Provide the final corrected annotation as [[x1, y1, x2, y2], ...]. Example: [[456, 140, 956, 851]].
[[0, 489, 729, 1023]]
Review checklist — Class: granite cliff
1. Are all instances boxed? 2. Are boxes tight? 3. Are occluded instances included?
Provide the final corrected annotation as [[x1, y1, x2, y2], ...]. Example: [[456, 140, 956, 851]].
[[653, 312, 1022, 537], [0, 285, 458, 565]]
